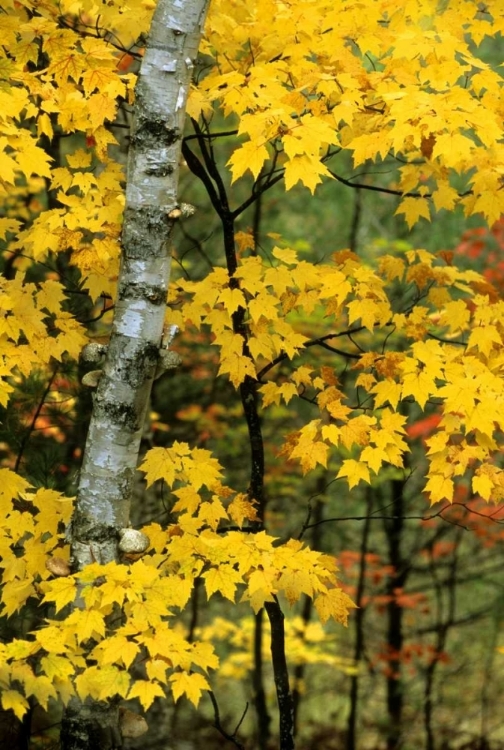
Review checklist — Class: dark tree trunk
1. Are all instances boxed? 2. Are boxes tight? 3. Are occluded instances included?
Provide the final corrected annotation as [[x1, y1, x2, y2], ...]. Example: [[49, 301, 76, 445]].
[[384, 479, 407, 750]]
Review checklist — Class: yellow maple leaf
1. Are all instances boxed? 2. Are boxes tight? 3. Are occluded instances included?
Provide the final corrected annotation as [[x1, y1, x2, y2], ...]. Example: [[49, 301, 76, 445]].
[[217, 286, 246, 315], [234, 256, 263, 294], [314, 588, 357, 626], [248, 290, 280, 323], [348, 132, 390, 167], [140, 523, 168, 554], [432, 181, 459, 212], [197, 498, 228, 530], [182, 447, 223, 491], [0, 217, 21, 240], [360, 445, 387, 474], [227, 493, 259, 527], [272, 246, 298, 265], [247, 566, 278, 598], [76, 665, 130, 702], [13, 137, 52, 179], [431, 133, 474, 168], [128, 596, 170, 630], [34, 624, 69, 655], [66, 148, 93, 169], [372, 379, 402, 410], [228, 140, 270, 181], [289, 428, 329, 473], [190, 640, 219, 672], [42, 577, 77, 613], [93, 665, 130, 700], [169, 671, 210, 707], [425, 474, 454, 504], [337, 459, 371, 489], [0, 148, 19, 184], [139, 444, 186, 487], [0, 469, 31, 514], [284, 154, 331, 194], [1, 579, 36, 617], [277, 568, 314, 605], [186, 85, 213, 120], [23, 674, 57, 709], [401, 368, 436, 409], [347, 298, 389, 332], [473, 190, 504, 226], [379, 255, 405, 282], [202, 564, 243, 602], [1, 689, 29, 720], [321, 423, 341, 446], [472, 473, 494, 501], [53, 675, 76, 706], [395, 197, 431, 229], [146, 659, 169, 685], [438, 299, 471, 334], [218, 351, 257, 388], [467, 324, 502, 357], [40, 654, 75, 682], [277, 382, 299, 404], [66, 609, 106, 643], [126, 559, 160, 591], [172, 486, 202, 516], [5, 639, 38, 661], [95, 635, 140, 669]]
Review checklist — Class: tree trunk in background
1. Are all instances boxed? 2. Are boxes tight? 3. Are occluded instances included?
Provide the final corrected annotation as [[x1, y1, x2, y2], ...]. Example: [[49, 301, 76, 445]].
[[61, 1, 210, 747], [384, 479, 407, 750], [347, 490, 373, 750]]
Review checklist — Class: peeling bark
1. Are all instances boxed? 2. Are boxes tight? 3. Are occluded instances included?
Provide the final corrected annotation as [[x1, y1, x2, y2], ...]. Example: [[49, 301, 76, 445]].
[[62, 1, 210, 747]]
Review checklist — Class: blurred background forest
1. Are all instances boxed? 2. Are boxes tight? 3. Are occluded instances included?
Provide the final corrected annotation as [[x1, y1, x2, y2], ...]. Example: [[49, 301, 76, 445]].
[[2, 26, 504, 750]]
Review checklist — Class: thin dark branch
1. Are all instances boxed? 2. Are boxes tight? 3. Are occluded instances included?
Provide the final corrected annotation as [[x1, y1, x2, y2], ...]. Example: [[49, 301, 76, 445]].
[[182, 139, 223, 218], [208, 691, 246, 750], [232, 172, 284, 219], [349, 186, 362, 252], [15, 368, 58, 473], [329, 168, 473, 200], [187, 577, 201, 643], [81, 302, 114, 324], [317, 341, 361, 359], [304, 500, 504, 532], [184, 129, 238, 141], [192, 118, 231, 211], [329, 169, 428, 197], [304, 510, 448, 528], [257, 328, 365, 380], [427, 332, 468, 348], [57, 12, 144, 59], [177, 225, 215, 271], [412, 605, 494, 636]]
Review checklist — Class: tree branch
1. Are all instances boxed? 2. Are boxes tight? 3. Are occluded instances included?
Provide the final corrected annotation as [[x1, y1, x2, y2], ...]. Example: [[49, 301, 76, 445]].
[[208, 691, 247, 750]]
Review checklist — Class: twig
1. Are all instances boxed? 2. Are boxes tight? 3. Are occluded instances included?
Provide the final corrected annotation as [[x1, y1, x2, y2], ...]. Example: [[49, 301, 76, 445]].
[[208, 691, 246, 749]]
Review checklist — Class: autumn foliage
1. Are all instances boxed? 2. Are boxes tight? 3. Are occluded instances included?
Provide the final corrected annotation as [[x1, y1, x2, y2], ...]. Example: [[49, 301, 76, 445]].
[[1, 0, 504, 747]]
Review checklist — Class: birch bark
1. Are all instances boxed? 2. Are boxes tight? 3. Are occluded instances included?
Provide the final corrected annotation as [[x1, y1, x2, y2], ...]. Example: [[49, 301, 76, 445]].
[[61, 1, 210, 746]]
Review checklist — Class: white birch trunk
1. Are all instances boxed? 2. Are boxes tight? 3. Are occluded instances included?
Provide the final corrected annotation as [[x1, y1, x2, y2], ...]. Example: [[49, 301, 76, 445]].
[[72, 0, 209, 566], [62, 1, 210, 746]]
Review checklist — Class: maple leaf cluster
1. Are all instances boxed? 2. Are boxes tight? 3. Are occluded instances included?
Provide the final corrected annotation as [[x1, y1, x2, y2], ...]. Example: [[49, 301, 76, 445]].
[[171, 243, 504, 505], [193, 0, 504, 223], [0, 452, 355, 717]]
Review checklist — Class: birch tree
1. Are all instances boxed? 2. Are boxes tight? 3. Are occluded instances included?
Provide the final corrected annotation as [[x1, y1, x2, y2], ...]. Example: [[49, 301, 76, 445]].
[[60, 0, 211, 746]]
